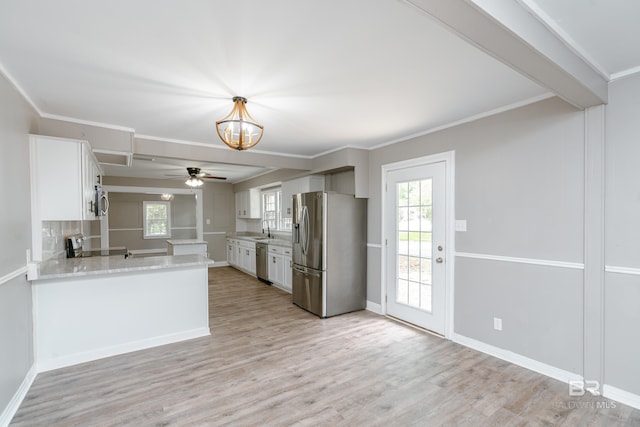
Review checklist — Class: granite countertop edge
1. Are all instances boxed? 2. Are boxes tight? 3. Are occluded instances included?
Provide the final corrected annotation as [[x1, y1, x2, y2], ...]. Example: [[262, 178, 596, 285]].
[[33, 254, 214, 281], [226, 234, 292, 248], [166, 239, 208, 245]]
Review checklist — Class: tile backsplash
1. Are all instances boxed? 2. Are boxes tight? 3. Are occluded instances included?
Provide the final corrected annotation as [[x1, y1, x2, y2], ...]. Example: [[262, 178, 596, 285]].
[[41, 221, 81, 260], [41, 220, 100, 261]]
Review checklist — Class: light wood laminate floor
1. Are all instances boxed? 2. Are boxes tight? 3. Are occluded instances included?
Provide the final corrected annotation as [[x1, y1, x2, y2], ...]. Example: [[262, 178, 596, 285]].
[[12, 267, 640, 426]]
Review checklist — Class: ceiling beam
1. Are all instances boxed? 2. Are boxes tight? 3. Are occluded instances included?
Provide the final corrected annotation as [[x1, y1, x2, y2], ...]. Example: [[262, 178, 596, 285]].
[[404, 0, 608, 108], [134, 137, 314, 171]]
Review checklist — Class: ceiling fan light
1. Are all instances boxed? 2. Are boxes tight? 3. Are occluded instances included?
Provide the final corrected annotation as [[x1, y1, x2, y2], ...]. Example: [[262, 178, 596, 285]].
[[185, 176, 203, 187], [216, 96, 264, 151], [161, 193, 174, 201]]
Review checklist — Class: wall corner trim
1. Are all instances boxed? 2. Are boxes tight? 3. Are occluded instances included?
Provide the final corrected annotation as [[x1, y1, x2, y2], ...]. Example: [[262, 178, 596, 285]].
[[0, 364, 37, 427], [211, 261, 230, 268], [603, 384, 640, 410], [451, 333, 582, 385]]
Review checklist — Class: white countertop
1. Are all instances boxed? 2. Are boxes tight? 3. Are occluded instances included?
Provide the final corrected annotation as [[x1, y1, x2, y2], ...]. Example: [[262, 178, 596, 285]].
[[32, 254, 214, 281], [166, 239, 207, 245]]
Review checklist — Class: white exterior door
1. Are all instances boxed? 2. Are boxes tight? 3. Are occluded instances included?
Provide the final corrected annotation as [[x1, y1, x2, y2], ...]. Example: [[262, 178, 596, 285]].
[[385, 160, 448, 334]]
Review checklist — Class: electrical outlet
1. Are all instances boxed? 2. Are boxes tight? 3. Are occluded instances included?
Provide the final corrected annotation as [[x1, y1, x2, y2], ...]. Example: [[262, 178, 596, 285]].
[[206, 218, 211, 225], [493, 317, 502, 331]]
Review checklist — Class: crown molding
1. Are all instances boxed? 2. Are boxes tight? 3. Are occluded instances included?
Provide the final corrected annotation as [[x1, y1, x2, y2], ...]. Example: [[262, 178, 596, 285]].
[[0, 61, 42, 115]]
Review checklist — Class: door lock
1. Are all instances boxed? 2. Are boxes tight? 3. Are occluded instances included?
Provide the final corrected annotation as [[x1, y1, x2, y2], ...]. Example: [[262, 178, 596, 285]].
[[437, 245, 443, 252]]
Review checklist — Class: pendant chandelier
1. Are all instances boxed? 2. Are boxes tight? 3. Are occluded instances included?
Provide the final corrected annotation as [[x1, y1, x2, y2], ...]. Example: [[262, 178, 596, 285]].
[[215, 96, 264, 151]]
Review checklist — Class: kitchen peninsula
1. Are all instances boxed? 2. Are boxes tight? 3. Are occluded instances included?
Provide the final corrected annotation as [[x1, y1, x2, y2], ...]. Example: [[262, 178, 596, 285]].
[[30, 254, 213, 372]]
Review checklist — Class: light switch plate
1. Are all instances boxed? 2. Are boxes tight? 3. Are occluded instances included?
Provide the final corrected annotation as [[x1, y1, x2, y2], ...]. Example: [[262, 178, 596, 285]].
[[455, 220, 467, 232], [493, 317, 502, 331]]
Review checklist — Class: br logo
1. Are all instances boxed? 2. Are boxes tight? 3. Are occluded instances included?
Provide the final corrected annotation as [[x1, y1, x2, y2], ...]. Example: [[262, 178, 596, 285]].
[[569, 380, 601, 397]]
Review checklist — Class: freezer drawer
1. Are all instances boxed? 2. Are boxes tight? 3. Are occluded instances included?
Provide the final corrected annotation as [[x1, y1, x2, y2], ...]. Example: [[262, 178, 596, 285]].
[[292, 264, 323, 317]]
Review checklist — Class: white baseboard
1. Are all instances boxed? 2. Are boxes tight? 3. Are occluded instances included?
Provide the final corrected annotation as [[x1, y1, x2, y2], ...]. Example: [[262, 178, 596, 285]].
[[0, 364, 36, 427], [451, 333, 582, 384], [366, 301, 382, 315], [604, 384, 640, 410], [211, 261, 229, 267], [36, 327, 211, 373]]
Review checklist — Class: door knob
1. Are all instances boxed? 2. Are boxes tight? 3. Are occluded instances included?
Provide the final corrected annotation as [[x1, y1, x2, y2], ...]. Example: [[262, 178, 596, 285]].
[[436, 257, 444, 263]]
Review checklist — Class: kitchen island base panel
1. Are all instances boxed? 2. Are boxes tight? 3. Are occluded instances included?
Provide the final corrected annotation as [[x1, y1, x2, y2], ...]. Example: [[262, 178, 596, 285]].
[[33, 266, 210, 372]]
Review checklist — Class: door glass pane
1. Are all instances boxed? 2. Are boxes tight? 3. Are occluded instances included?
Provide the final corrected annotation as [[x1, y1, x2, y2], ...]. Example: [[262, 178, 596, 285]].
[[396, 179, 433, 312], [397, 279, 409, 304], [398, 255, 409, 280]]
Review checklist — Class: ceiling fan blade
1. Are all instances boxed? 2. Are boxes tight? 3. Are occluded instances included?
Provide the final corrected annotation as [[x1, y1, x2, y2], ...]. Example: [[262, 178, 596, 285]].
[[201, 175, 227, 180]]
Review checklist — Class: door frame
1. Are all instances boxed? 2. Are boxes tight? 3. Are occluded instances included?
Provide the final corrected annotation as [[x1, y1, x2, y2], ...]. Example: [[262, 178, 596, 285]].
[[380, 151, 455, 338]]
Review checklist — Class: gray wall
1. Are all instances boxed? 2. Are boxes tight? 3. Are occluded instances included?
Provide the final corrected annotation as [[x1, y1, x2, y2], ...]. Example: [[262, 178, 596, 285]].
[[108, 193, 197, 252], [103, 176, 235, 261], [368, 97, 585, 373], [325, 169, 356, 195], [0, 73, 38, 418], [604, 73, 640, 395]]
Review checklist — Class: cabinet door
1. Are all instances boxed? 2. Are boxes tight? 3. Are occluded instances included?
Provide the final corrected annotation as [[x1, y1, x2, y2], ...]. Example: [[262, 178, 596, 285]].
[[268, 253, 279, 283], [272, 253, 286, 286], [246, 189, 261, 218], [31, 136, 84, 221], [82, 143, 100, 220], [235, 189, 261, 219], [235, 193, 244, 218], [227, 241, 235, 265], [248, 248, 257, 275], [283, 256, 292, 292]]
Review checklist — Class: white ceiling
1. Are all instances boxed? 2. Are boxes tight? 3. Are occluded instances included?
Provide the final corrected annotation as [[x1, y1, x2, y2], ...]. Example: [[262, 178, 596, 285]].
[[520, 0, 640, 79], [1, 0, 639, 179]]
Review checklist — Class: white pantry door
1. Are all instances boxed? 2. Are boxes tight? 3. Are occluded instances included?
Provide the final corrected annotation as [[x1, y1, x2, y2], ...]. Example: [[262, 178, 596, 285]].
[[385, 161, 447, 334]]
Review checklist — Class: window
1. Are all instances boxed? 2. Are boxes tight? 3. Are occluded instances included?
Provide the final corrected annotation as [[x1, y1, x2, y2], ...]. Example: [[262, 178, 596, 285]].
[[262, 190, 281, 230], [143, 201, 171, 238]]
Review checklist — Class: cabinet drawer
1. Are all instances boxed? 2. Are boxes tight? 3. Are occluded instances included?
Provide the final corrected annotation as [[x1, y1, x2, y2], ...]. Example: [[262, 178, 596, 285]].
[[269, 245, 291, 255]]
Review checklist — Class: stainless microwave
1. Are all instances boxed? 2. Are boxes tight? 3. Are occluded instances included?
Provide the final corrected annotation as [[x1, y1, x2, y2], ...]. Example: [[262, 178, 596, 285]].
[[94, 184, 109, 216]]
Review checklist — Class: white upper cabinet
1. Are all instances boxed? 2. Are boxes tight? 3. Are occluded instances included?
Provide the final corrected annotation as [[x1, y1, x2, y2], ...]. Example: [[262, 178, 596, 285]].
[[281, 175, 325, 219], [235, 189, 261, 219], [30, 135, 102, 221]]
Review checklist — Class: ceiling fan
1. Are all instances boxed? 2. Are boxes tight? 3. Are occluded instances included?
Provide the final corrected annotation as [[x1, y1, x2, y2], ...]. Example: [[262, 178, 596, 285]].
[[185, 167, 226, 181], [183, 167, 226, 187]]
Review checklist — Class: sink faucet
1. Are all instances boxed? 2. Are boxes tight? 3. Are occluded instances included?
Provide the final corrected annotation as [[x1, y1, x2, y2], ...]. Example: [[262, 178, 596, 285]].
[[262, 220, 272, 238]]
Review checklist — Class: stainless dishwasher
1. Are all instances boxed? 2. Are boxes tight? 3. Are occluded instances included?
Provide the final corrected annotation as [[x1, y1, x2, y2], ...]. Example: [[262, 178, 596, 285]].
[[255, 243, 269, 283]]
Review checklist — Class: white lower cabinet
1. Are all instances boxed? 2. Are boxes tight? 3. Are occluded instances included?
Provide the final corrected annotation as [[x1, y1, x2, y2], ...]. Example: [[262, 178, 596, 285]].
[[268, 245, 292, 293], [227, 238, 256, 276], [227, 239, 236, 266]]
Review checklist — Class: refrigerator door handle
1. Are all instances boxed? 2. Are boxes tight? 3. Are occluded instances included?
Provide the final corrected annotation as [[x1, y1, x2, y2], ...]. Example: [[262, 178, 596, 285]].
[[301, 206, 310, 255], [293, 264, 322, 277], [293, 223, 300, 244]]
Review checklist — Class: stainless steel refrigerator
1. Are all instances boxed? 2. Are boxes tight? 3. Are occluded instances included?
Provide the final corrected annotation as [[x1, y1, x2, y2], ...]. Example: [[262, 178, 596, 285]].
[[291, 191, 367, 317]]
